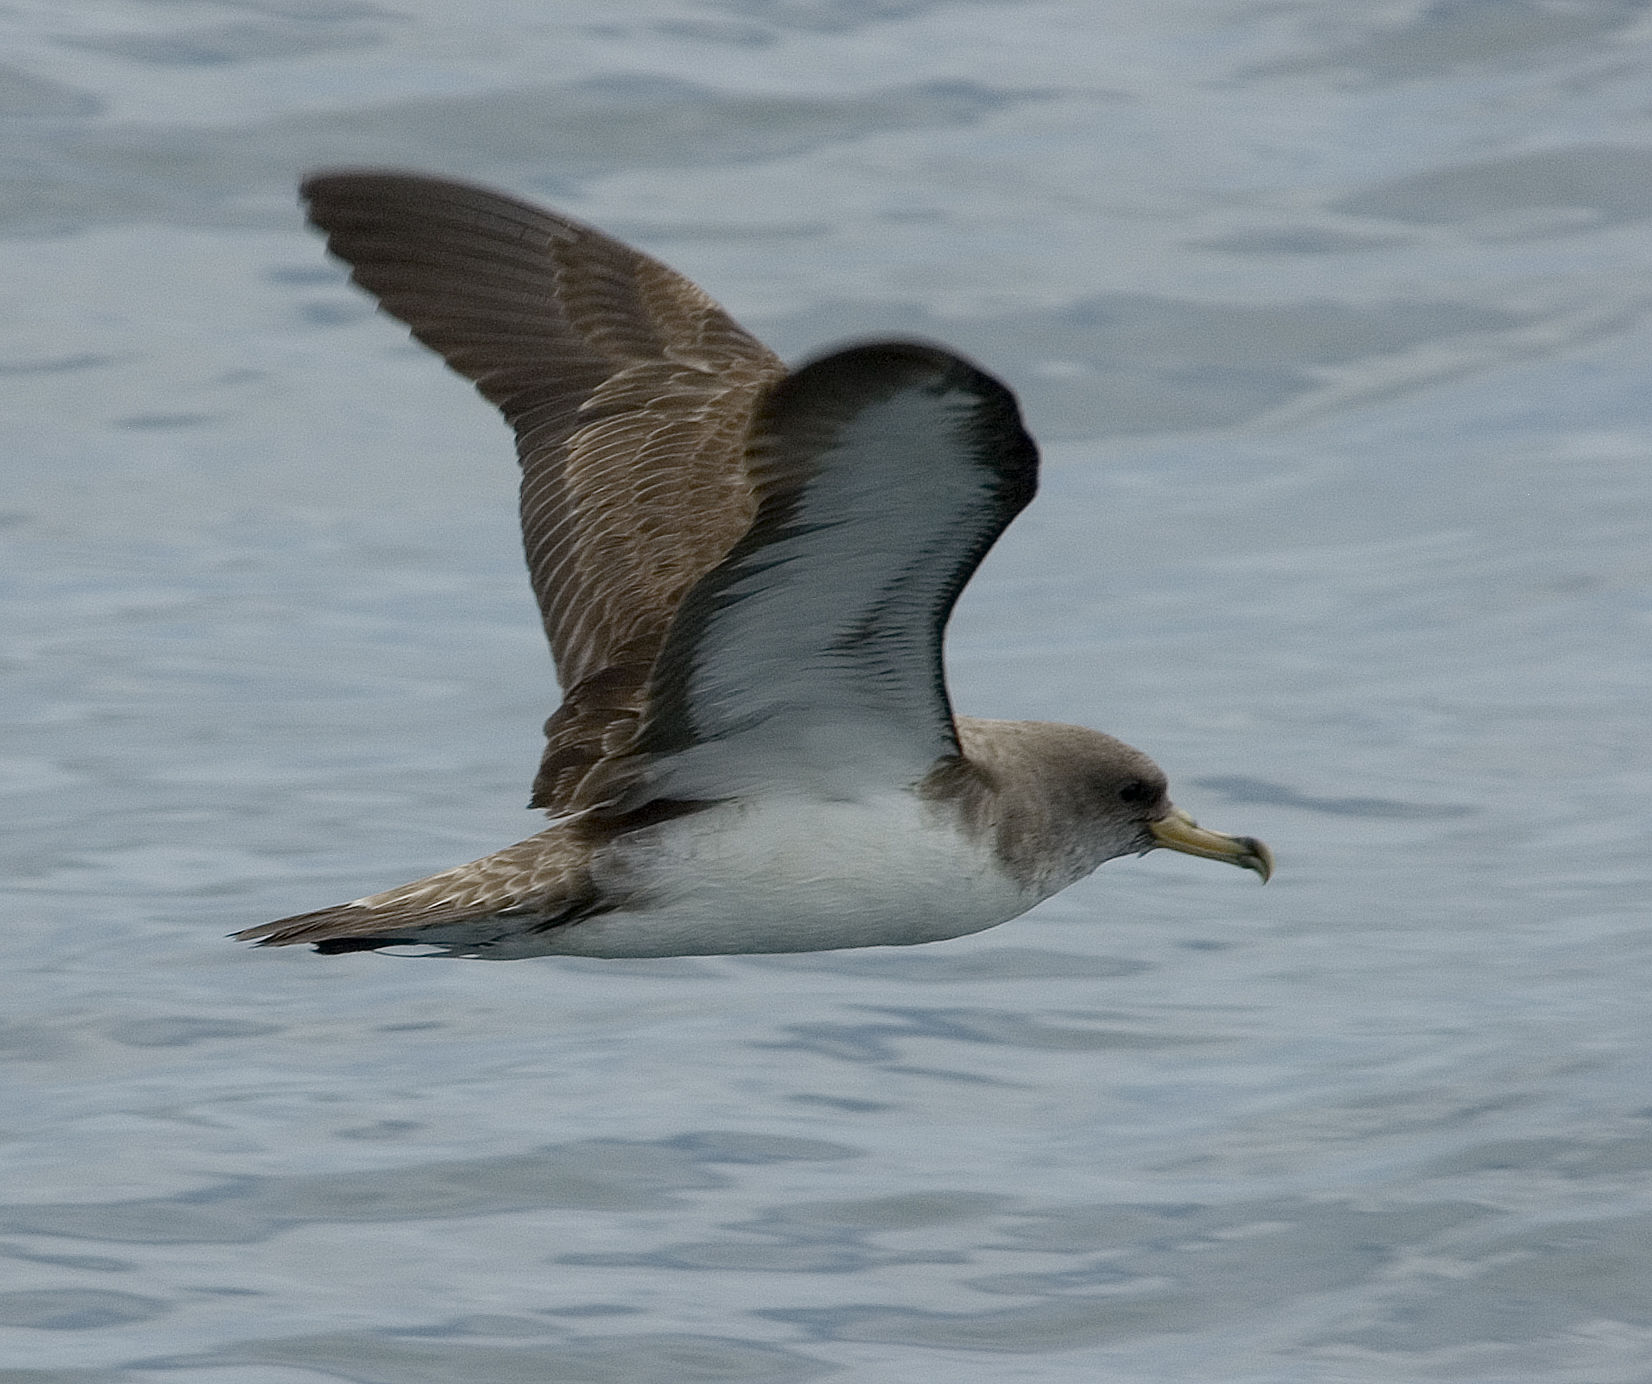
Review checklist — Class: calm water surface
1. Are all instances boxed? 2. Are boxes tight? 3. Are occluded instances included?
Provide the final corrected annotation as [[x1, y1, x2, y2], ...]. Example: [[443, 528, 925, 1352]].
[[3, 2, 1651, 1381]]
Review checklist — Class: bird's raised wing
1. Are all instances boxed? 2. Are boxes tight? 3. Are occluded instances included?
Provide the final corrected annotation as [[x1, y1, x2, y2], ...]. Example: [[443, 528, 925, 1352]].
[[602, 341, 1038, 808], [300, 172, 786, 810]]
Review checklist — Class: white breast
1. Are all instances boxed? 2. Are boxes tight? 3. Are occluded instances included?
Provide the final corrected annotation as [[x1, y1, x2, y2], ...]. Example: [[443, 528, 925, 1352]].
[[542, 790, 1036, 958]]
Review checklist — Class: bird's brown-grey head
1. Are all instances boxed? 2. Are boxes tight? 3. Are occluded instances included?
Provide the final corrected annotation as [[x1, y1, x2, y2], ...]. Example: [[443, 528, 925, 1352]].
[[942, 717, 1272, 896], [1074, 747, 1272, 881]]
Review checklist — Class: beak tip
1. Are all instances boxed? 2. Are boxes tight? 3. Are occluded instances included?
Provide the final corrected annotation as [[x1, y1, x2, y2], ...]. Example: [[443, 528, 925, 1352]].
[[1148, 811, 1274, 883], [1244, 838, 1275, 884]]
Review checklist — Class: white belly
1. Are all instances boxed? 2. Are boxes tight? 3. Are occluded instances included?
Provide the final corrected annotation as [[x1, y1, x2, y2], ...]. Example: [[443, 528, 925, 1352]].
[[539, 791, 1035, 959]]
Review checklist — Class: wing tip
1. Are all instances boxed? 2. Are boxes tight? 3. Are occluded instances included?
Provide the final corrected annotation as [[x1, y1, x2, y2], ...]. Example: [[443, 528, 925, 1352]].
[[781, 339, 1029, 433], [790, 338, 982, 393], [299, 169, 559, 242], [761, 337, 1038, 503], [300, 167, 476, 204]]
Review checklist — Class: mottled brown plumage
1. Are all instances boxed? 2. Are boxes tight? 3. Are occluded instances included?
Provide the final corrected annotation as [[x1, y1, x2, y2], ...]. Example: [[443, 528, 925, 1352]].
[[254, 825, 601, 953], [301, 173, 785, 812]]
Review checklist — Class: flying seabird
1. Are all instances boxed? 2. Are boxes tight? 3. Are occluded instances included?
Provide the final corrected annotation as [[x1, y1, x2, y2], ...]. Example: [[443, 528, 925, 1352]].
[[237, 171, 1271, 959]]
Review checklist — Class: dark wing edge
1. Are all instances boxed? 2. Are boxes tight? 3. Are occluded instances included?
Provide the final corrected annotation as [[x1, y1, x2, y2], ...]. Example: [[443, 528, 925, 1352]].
[[299, 171, 786, 812], [590, 340, 1038, 808]]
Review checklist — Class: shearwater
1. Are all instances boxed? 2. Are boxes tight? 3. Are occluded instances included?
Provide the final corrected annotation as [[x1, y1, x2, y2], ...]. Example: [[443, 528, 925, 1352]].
[[236, 172, 1271, 960]]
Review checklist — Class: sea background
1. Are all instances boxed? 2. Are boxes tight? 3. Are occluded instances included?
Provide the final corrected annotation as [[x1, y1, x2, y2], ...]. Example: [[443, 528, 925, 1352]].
[[4, 2, 1651, 1381]]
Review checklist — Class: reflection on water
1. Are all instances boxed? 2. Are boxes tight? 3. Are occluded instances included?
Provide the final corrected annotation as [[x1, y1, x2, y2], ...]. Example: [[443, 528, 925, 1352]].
[[4, 1, 1652, 1381]]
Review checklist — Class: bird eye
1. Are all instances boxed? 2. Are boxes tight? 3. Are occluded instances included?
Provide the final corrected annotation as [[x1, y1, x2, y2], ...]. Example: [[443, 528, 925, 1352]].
[[1118, 780, 1153, 806]]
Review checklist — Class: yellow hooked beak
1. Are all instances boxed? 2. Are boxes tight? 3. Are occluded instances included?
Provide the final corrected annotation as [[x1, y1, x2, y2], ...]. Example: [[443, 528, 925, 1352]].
[[1149, 806, 1273, 882]]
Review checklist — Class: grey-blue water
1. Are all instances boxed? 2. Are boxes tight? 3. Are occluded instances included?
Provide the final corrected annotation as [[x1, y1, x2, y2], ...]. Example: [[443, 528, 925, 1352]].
[[4, 3, 1651, 1380]]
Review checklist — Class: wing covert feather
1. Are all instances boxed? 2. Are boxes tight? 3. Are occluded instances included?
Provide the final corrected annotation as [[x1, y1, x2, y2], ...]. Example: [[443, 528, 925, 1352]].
[[300, 172, 786, 809]]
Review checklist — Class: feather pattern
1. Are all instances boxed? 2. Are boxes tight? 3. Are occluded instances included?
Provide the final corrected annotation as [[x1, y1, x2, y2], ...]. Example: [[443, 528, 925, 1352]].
[[237, 822, 602, 951], [300, 172, 785, 810]]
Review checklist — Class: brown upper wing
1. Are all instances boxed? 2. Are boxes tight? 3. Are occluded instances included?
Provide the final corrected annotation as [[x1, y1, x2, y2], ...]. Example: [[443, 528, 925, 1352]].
[[300, 172, 786, 810]]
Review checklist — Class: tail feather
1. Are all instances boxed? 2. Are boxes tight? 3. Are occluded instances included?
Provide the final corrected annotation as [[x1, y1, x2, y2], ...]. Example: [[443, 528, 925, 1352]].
[[232, 902, 455, 949], [235, 826, 598, 954], [233, 897, 596, 956]]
